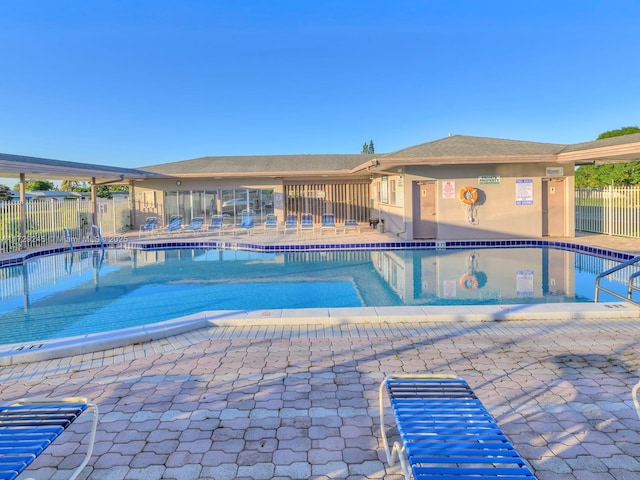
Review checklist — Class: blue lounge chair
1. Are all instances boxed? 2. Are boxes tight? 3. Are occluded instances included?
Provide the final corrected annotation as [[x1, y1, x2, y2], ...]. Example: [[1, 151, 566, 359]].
[[263, 214, 279, 233], [234, 211, 255, 235], [159, 215, 183, 234], [208, 214, 225, 235], [343, 219, 360, 233], [0, 397, 99, 480], [320, 213, 337, 234], [300, 213, 314, 233], [139, 216, 159, 236], [283, 214, 299, 234], [379, 374, 537, 480], [183, 217, 204, 234]]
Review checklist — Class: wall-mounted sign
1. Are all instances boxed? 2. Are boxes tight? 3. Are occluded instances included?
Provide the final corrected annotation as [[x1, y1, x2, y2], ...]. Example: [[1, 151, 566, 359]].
[[516, 178, 533, 205], [479, 175, 500, 185], [442, 180, 456, 199], [545, 167, 564, 176]]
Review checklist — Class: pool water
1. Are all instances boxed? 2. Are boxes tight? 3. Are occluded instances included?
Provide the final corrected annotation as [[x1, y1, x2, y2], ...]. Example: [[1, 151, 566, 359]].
[[0, 247, 633, 345]]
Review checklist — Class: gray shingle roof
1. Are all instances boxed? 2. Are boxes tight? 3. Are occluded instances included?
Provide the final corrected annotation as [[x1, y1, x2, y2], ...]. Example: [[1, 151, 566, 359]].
[[141, 154, 376, 175], [383, 135, 568, 158]]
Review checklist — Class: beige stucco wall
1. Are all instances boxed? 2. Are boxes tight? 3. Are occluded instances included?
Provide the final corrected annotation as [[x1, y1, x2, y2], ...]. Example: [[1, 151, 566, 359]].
[[374, 162, 575, 241]]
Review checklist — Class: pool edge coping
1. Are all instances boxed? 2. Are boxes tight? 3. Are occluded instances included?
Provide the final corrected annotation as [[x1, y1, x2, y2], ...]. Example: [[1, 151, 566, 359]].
[[1, 303, 638, 366]]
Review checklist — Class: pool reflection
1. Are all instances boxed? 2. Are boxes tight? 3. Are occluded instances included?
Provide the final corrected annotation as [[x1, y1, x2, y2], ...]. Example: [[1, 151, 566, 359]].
[[371, 248, 586, 305]]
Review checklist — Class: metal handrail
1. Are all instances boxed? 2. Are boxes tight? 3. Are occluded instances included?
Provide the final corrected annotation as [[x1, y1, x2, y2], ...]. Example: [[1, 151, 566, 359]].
[[628, 270, 640, 301], [63, 227, 73, 253], [594, 255, 640, 304], [91, 225, 104, 252]]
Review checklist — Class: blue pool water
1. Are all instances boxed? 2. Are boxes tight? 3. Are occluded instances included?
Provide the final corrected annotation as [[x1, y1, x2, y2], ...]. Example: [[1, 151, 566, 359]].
[[0, 246, 634, 345]]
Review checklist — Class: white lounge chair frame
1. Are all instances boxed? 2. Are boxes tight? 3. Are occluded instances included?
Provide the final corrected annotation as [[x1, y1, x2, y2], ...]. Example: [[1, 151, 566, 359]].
[[0, 397, 99, 480], [379, 373, 537, 480]]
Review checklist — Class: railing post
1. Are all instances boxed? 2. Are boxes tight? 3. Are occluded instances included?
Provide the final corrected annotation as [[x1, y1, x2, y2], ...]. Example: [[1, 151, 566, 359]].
[[607, 184, 613, 236]]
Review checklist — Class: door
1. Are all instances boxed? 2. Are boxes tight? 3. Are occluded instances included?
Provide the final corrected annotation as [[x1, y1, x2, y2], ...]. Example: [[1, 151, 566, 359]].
[[413, 181, 437, 238], [542, 178, 566, 236]]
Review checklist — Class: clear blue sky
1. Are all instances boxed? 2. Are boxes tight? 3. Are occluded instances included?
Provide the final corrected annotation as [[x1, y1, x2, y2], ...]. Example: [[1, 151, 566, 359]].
[[1, 0, 639, 180]]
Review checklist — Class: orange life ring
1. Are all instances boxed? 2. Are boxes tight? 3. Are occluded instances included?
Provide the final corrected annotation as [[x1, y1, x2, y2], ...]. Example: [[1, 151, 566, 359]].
[[459, 273, 479, 290], [459, 186, 478, 205]]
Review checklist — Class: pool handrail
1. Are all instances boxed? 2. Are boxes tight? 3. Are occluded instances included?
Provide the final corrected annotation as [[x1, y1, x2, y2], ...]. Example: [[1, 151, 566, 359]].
[[91, 225, 104, 253], [63, 227, 73, 253], [594, 255, 640, 304]]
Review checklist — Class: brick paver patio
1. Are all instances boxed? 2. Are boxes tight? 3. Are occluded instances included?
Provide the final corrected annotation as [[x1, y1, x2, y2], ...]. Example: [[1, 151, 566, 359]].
[[1, 318, 640, 479]]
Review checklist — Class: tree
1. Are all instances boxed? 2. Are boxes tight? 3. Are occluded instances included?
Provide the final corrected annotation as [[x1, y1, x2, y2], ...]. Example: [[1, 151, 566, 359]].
[[575, 126, 640, 188], [597, 126, 640, 140], [60, 180, 89, 192], [361, 139, 375, 154], [13, 179, 55, 191], [0, 184, 11, 201]]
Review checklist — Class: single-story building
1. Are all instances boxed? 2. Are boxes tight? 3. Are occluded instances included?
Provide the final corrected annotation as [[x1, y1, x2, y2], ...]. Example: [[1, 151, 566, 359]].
[[2, 133, 640, 243], [135, 133, 640, 240]]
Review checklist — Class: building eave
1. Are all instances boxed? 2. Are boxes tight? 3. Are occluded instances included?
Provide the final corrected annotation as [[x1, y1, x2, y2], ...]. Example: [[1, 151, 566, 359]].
[[557, 141, 640, 164]]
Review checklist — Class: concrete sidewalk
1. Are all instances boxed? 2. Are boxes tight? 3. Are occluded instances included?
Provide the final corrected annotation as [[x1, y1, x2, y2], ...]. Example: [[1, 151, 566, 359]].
[[1, 318, 640, 479]]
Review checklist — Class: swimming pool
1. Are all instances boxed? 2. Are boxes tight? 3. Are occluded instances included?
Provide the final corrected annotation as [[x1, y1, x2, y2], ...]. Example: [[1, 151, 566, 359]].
[[0, 244, 637, 346]]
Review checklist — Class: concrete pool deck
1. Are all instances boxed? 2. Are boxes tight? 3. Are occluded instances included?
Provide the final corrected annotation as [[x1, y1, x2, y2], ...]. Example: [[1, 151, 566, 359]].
[[1, 232, 640, 479]]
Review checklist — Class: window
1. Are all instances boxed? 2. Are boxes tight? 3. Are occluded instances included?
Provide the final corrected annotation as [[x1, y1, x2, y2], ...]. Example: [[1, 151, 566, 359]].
[[390, 180, 396, 205], [381, 176, 388, 203]]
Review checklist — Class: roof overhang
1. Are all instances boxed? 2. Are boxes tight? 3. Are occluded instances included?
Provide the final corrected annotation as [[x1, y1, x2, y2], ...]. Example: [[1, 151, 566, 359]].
[[0, 153, 168, 182], [557, 140, 640, 165], [350, 155, 559, 174]]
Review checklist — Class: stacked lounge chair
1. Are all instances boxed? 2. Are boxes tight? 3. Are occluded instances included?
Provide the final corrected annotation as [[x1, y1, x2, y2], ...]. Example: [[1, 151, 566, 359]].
[[283, 214, 299, 234], [158, 215, 183, 234], [320, 213, 337, 234]]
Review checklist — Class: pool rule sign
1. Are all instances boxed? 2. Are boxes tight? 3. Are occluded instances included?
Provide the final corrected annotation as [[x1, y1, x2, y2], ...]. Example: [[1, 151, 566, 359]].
[[515, 178, 534, 205]]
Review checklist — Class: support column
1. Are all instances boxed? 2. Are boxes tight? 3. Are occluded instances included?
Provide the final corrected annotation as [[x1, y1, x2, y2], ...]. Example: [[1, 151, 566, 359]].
[[129, 180, 136, 229], [91, 177, 97, 226]]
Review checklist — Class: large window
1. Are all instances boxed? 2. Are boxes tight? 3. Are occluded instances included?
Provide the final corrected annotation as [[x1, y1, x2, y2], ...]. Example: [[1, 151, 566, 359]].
[[167, 188, 273, 224]]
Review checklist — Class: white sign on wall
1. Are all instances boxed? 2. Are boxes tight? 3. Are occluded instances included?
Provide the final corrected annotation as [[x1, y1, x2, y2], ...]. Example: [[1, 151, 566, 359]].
[[545, 167, 564, 176], [515, 178, 533, 205], [442, 180, 456, 199], [479, 175, 500, 185]]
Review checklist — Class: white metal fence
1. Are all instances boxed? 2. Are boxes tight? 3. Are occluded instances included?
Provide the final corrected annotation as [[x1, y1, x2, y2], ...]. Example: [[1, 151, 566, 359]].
[[0, 198, 131, 253], [575, 186, 640, 238]]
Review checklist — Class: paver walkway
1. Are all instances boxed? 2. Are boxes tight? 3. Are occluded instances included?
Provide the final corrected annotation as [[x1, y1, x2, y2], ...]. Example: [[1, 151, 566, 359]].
[[1, 318, 640, 479]]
